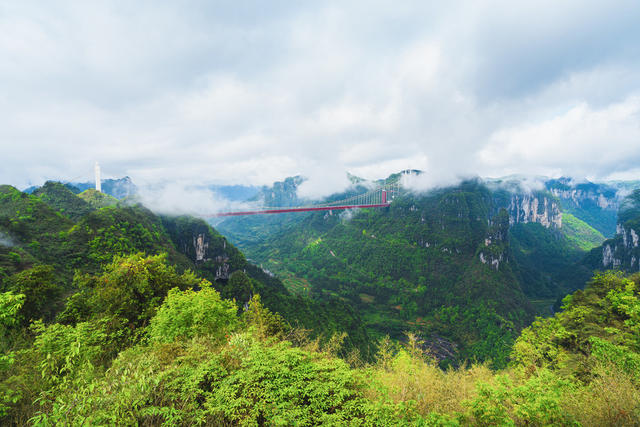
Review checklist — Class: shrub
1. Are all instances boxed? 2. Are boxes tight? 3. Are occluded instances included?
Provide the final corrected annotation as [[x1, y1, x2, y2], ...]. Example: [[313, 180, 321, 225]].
[[147, 284, 237, 343]]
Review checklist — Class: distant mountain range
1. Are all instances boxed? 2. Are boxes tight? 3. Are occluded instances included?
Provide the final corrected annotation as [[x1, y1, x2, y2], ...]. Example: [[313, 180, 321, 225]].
[[24, 177, 138, 199], [24, 177, 261, 204], [214, 172, 639, 366], [3, 171, 640, 407]]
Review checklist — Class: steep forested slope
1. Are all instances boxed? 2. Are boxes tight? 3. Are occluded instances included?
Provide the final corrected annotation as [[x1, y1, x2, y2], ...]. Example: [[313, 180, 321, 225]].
[[2, 257, 638, 425], [219, 177, 615, 366], [545, 178, 619, 237], [2, 180, 640, 425], [0, 184, 370, 355], [223, 181, 536, 365], [588, 188, 640, 273]]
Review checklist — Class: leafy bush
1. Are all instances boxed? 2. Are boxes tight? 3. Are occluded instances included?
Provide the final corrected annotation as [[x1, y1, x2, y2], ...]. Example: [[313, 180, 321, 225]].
[[148, 284, 237, 343]]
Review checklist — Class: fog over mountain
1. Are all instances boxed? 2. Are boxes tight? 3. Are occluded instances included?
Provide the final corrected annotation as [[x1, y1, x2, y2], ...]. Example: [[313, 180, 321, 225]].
[[2, 1, 640, 198]]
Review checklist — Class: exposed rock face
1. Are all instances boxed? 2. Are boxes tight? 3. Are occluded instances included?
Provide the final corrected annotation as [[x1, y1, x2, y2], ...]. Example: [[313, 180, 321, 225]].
[[419, 334, 458, 363], [479, 252, 504, 270], [601, 224, 640, 271], [193, 233, 209, 262], [594, 188, 640, 272], [507, 194, 562, 229], [478, 208, 509, 270], [602, 244, 615, 268], [190, 232, 232, 279], [215, 263, 231, 280], [550, 188, 618, 210]]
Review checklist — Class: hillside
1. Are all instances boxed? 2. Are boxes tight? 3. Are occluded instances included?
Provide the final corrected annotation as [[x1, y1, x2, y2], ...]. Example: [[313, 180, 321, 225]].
[[218, 176, 616, 366], [2, 253, 638, 424], [545, 178, 619, 237], [587, 188, 640, 272], [78, 188, 119, 208], [223, 181, 529, 365], [0, 185, 370, 356], [1, 179, 639, 424]]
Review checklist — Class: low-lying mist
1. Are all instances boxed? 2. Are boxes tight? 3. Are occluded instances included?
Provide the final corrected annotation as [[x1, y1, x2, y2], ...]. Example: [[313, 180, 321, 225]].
[[0, 232, 14, 247], [136, 182, 260, 217]]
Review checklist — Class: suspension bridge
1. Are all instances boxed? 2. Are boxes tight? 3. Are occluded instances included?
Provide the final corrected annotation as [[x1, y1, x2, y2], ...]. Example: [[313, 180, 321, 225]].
[[67, 162, 407, 218], [209, 181, 402, 217]]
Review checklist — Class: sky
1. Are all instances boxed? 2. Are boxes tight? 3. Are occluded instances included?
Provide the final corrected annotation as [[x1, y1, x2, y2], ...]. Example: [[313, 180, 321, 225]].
[[1, 0, 640, 198]]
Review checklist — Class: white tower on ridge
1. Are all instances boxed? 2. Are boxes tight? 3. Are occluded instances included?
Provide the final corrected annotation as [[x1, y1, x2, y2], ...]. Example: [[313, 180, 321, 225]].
[[94, 161, 102, 193]]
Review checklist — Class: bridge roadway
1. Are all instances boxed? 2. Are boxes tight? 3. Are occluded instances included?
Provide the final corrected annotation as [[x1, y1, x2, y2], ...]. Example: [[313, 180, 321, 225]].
[[210, 202, 391, 217]]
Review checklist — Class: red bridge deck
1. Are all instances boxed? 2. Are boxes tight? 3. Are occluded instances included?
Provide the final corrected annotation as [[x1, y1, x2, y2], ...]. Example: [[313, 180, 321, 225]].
[[210, 203, 390, 217]]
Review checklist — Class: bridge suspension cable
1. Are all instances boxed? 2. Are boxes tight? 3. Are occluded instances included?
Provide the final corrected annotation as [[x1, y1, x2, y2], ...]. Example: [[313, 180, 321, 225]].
[[208, 180, 402, 218]]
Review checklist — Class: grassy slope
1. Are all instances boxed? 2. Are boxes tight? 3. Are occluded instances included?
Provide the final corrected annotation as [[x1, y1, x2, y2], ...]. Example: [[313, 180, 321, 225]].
[[78, 189, 119, 208], [509, 213, 606, 302], [561, 213, 606, 251]]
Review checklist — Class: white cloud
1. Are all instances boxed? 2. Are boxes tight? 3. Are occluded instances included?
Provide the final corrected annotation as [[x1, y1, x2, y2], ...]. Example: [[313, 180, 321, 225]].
[[479, 96, 640, 178], [0, 1, 639, 192], [137, 181, 259, 216], [0, 231, 14, 247]]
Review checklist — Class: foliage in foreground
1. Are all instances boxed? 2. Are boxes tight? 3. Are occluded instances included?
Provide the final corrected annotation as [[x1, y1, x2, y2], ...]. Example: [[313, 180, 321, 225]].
[[1, 253, 639, 425]]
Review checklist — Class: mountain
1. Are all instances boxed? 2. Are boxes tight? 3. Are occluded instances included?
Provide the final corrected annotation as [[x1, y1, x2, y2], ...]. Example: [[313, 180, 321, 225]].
[[221, 179, 527, 365], [544, 177, 620, 237], [588, 189, 640, 272], [25, 176, 138, 200], [0, 184, 370, 355], [77, 188, 119, 208], [217, 174, 628, 366], [2, 178, 640, 425], [71, 176, 138, 199], [31, 181, 95, 220], [212, 176, 312, 248]]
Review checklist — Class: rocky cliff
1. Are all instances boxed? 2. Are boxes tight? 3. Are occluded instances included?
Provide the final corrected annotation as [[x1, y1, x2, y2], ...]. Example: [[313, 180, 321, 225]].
[[545, 178, 619, 236], [601, 224, 640, 271], [506, 193, 562, 229], [478, 208, 510, 270], [595, 189, 640, 271], [161, 216, 244, 282]]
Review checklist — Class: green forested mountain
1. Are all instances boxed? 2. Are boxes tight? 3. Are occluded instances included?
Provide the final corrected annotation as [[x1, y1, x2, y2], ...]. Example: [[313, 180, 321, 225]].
[[2, 248, 638, 424], [2, 178, 640, 424], [77, 188, 119, 208], [31, 182, 94, 220], [217, 176, 619, 367], [0, 183, 370, 351], [587, 188, 640, 273], [545, 178, 620, 237]]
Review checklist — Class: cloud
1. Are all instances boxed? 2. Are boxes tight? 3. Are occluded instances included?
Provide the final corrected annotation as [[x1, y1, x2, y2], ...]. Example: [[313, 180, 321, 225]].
[[0, 232, 14, 247], [479, 96, 640, 179], [0, 1, 639, 192], [296, 171, 352, 201], [136, 182, 259, 216]]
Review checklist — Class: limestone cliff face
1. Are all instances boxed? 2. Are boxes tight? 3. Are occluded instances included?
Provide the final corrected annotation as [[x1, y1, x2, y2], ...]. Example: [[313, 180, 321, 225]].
[[161, 216, 242, 283], [478, 209, 510, 271], [550, 188, 618, 210], [191, 232, 232, 279], [601, 224, 640, 271], [193, 233, 209, 262], [507, 194, 562, 229], [599, 189, 640, 271]]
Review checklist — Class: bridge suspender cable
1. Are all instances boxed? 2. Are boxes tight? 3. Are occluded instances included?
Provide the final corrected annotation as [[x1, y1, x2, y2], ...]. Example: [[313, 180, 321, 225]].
[[207, 184, 399, 218]]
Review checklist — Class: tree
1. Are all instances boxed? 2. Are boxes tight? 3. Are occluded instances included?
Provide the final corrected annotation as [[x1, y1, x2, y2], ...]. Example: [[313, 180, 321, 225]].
[[148, 283, 237, 343], [8, 265, 60, 324]]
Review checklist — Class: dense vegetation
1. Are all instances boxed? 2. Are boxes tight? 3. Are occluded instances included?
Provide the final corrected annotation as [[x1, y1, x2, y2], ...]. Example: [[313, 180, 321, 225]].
[[219, 180, 609, 367], [545, 178, 619, 237], [1, 252, 639, 424], [2, 178, 638, 425], [0, 183, 370, 354]]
